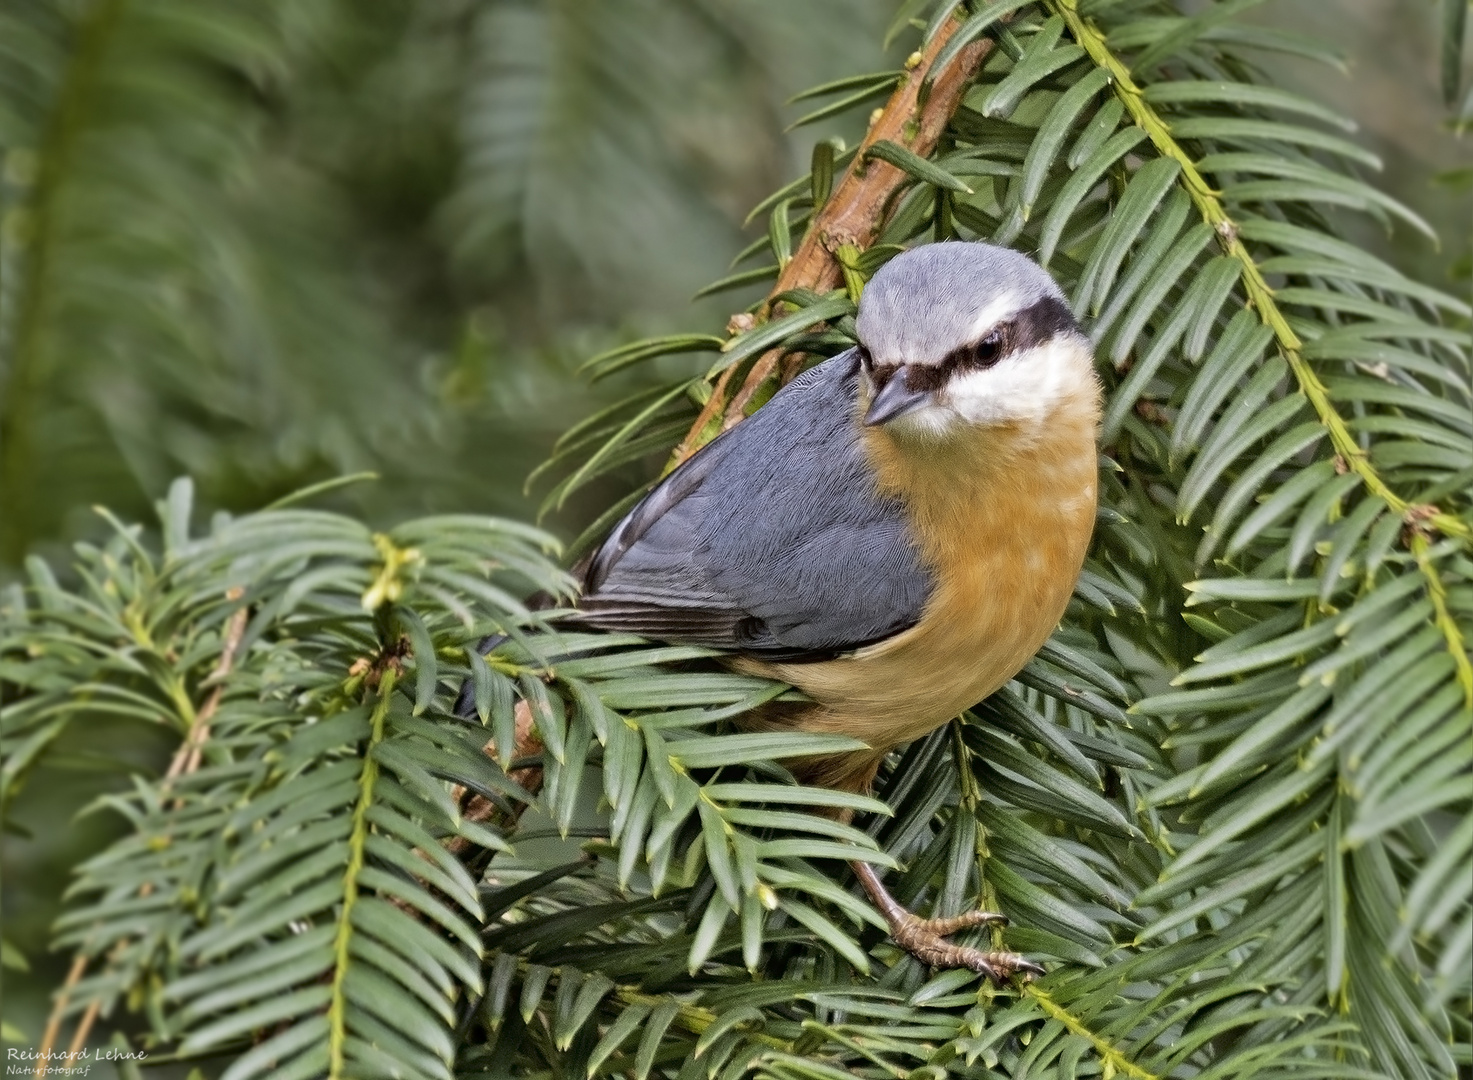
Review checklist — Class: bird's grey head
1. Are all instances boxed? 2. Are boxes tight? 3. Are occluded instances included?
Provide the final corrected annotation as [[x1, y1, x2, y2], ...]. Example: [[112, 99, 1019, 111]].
[[854, 242, 1096, 434]]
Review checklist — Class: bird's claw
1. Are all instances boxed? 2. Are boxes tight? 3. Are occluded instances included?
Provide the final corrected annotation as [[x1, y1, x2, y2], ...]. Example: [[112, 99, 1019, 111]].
[[850, 864, 1043, 983], [891, 910, 1044, 983]]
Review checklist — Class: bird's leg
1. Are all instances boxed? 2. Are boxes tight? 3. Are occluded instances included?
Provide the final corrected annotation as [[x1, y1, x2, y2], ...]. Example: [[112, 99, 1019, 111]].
[[850, 860, 1044, 982]]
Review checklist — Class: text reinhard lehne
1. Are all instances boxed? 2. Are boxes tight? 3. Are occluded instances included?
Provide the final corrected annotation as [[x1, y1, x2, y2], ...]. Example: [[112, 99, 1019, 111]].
[[6, 1047, 147, 1076]]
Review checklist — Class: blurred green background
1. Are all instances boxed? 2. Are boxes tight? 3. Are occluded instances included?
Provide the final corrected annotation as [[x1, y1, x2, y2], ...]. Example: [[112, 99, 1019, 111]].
[[1, 0, 1467, 1059]]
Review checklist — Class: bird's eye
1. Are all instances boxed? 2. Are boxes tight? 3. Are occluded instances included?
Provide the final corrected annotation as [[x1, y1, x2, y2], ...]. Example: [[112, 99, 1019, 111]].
[[973, 329, 1004, 367]]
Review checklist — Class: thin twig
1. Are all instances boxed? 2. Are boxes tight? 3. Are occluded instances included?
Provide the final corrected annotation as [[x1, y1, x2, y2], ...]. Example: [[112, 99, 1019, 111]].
[[163, 587, 249, 792], [1411, 533, 1473, 708], [669, 18, 994, 467], [64, 1000, 100, 1064], [34, 953, 87, 1079], [48, 591, 253, 1057]]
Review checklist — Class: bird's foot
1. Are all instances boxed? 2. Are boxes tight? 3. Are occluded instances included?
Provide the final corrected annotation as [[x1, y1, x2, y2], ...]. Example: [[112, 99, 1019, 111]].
[[851, 861, 1043, 983], [889, 909, 1044, 982]]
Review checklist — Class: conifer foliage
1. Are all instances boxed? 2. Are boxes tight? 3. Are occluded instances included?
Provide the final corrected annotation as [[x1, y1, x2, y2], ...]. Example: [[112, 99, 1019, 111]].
[[3, 2, 1470, 1078]]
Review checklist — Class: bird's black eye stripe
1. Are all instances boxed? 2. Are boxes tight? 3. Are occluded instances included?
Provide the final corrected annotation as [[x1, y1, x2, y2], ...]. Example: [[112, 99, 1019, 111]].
[[872, 295, 1083, 394], [904, 363, 948, 393], [858, 345, 905, 391], [1012, 295, 1081, 351], [870, 360, 901, 390], [928, 326, 1008, 385], [935, 295, 1081, 378]]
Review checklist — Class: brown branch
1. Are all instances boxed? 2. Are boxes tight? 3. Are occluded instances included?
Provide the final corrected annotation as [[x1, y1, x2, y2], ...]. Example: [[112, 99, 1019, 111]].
[[64, 1000, 100, 1065], [668, 362, 744, 469], [34, 954, 87, 1079], [36, 594, 252, 1068], [164, 587, 249, 793], [449, 700, 545, 857], [669, 19, 993, 466]]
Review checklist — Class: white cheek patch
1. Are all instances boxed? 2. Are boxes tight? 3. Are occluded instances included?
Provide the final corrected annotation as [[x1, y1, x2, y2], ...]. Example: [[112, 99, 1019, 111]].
[[943, 336, 1096, 428]]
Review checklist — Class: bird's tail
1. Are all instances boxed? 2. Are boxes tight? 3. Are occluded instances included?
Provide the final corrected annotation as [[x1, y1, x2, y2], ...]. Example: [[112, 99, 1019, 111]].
[[452, 632, 510, 719], [452, 587, 567, 719]]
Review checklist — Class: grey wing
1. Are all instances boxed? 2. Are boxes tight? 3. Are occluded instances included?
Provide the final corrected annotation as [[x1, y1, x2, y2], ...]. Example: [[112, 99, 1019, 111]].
[[578, 351, 933, 660]]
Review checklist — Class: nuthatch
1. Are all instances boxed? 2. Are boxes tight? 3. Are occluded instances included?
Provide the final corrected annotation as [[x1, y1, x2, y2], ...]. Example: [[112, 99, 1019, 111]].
[[577, 242, 1098, 978]]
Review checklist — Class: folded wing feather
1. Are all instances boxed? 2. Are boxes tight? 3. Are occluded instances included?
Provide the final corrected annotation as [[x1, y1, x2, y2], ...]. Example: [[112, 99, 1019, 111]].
[[578, 351, 934, 661]]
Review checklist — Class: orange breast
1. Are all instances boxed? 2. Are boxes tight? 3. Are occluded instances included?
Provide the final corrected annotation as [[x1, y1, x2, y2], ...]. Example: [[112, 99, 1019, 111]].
[[740, 385, 1099, 755]]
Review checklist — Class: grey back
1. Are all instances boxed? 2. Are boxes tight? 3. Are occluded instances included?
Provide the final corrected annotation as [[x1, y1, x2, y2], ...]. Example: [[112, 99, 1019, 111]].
[[579, 351, 933, 659]]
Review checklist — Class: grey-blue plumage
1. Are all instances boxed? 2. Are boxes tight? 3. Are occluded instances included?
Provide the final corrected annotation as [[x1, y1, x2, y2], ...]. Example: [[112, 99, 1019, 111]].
[[579, 350, 933, 659]]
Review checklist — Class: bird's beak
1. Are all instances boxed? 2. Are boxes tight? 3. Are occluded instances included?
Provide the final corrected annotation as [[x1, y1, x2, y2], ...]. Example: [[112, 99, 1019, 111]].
[[864, 371, 932, 426]]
